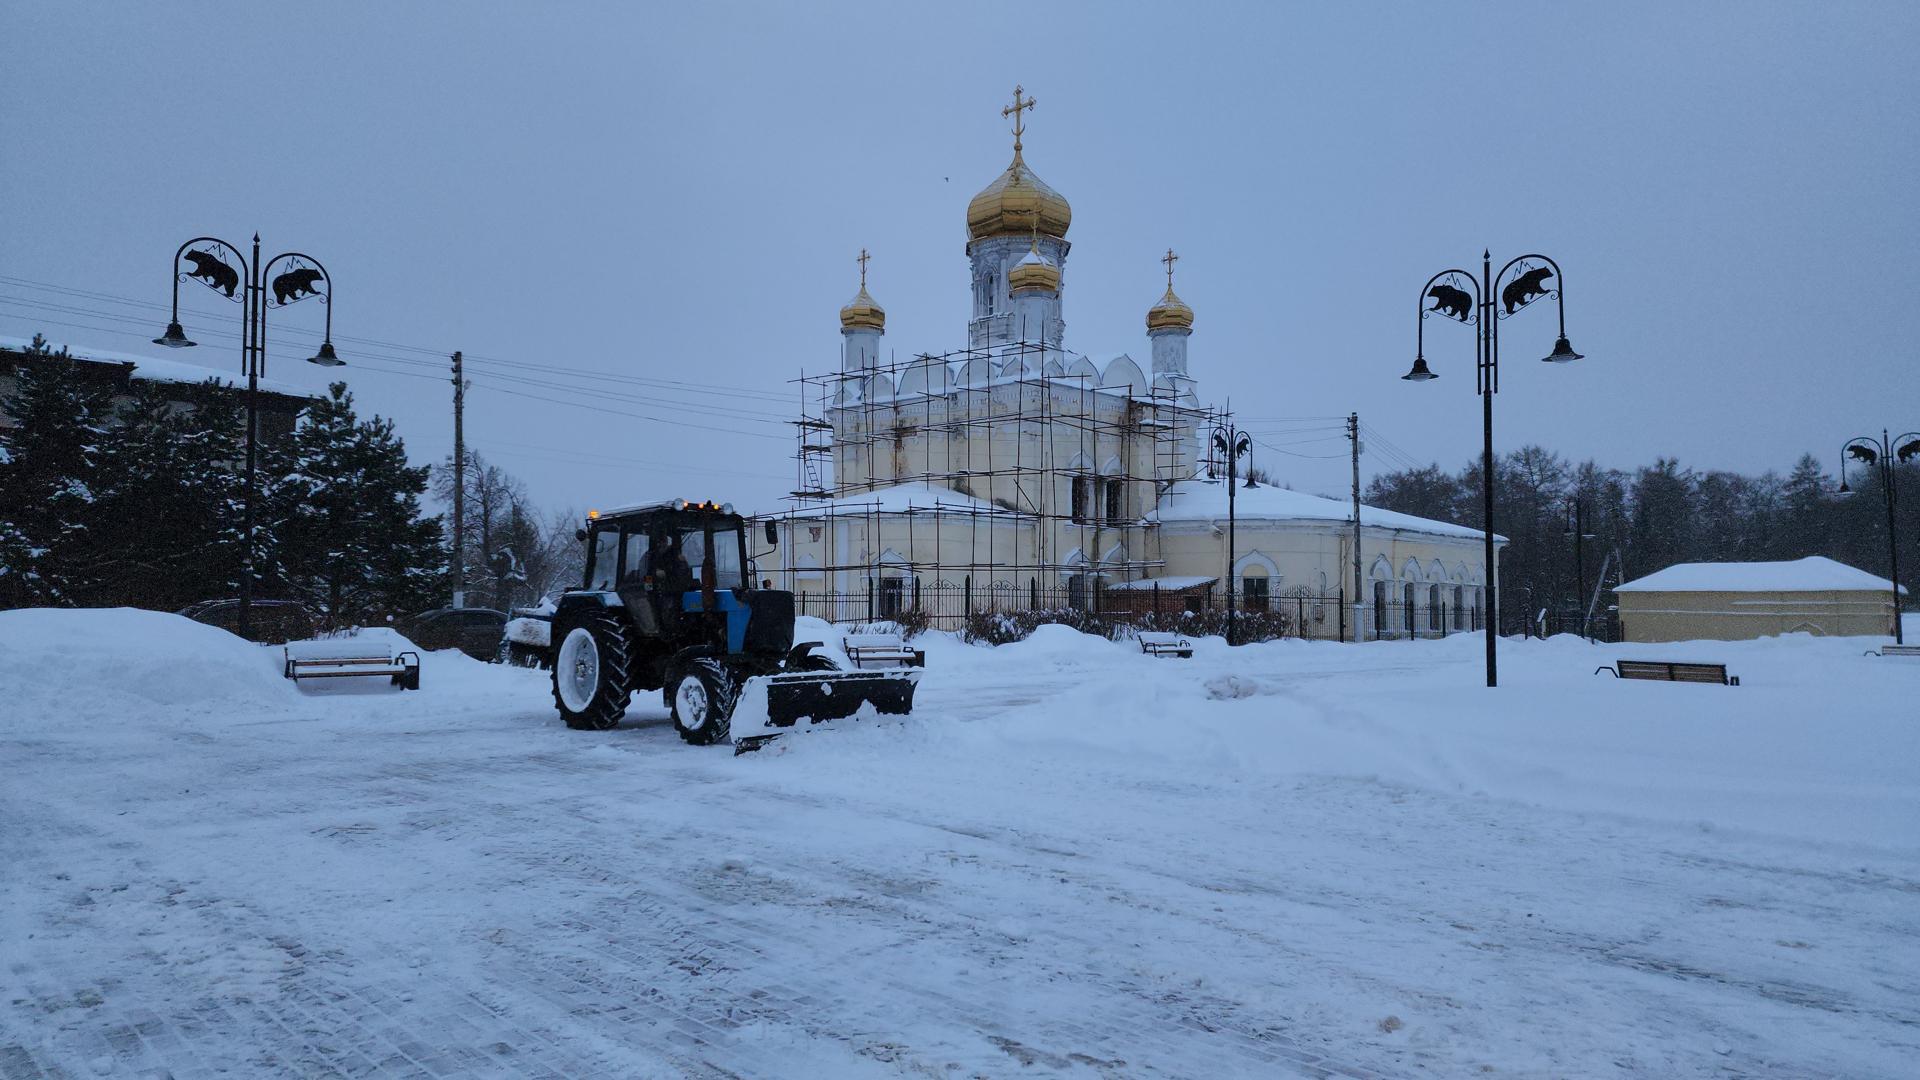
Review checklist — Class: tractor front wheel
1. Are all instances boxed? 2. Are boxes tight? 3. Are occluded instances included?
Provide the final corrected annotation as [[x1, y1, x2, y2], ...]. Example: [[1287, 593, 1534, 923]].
[[552, 611, 635, 731], [669, 657, 737, 746]]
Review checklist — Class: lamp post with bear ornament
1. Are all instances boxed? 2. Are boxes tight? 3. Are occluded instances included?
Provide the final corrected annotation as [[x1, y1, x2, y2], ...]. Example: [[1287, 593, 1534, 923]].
[[156, 234, 342, 641], [1401, 250, 1583, 687], [1837, 429, 1920, 644]]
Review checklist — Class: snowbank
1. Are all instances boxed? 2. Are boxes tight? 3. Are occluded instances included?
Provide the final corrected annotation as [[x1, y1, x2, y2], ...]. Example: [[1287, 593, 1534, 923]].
[[0, 608, 292, 721]]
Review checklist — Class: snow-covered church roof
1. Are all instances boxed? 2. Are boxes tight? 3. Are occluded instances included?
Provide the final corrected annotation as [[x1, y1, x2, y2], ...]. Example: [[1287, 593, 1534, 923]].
[[1148, 479, 1500, 542], [1616, 556, 1906, 594], [776, 482, 1025, 519]]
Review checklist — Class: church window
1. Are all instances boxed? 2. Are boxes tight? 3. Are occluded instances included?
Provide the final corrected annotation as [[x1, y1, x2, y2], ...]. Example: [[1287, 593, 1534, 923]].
[[1105, 478, 1124, 524], [879, 576, 906, 618], [1071, 476, 1091, 524], [1067, 575, 1087, 610], [1242, 574, 1270, 612]]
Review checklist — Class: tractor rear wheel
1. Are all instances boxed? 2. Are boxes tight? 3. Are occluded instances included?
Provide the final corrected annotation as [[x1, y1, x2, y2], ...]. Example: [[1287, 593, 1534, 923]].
[[669, 657, 737, 746], [551, 610, 635, 731]]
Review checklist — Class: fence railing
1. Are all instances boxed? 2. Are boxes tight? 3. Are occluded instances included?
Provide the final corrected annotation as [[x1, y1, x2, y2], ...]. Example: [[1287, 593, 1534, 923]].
[[791, 582, 1490, 643]]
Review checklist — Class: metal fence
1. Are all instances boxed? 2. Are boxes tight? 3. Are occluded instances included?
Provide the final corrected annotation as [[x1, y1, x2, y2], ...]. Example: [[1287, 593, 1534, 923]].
[[791, 581, 1486, 643]]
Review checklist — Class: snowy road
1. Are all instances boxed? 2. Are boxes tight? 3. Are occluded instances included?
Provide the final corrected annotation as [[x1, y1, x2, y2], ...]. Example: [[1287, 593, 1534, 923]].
[[3, 611, 1918, 1078]]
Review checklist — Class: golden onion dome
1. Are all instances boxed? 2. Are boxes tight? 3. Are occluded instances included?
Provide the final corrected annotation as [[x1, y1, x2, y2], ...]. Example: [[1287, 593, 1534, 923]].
[[966, 147, 1072, 241], [1146, 285, 1194, 332], [1007, 243, 1061, 294], [840, 284, 885, 331]]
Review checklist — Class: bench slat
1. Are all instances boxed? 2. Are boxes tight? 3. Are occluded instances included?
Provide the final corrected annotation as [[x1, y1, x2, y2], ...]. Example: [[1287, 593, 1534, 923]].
[[1611, 659, 1732, 685]]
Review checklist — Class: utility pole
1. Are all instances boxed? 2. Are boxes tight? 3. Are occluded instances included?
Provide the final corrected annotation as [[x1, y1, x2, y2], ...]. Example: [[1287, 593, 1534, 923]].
[[1348, 412, 1363, 643], [451, 350, 466, 609]]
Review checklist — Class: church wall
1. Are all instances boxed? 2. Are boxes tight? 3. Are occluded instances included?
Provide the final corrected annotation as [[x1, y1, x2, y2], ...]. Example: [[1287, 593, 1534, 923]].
[[1157, 520, 1495, 635]]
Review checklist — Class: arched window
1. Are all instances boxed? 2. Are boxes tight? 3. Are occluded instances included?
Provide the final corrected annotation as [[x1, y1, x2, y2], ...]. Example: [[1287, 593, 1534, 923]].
[[1429, 583, 1443, 632], [1242, 567, 1270, 612], [1453, 584, 1465, 630], [1402, 582, 1417, 634], [1372, 580, 1388, 640]]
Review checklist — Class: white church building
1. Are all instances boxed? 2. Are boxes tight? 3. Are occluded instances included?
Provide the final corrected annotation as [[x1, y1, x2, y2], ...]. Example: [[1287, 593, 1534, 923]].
[[760, 89, 1498, 638]]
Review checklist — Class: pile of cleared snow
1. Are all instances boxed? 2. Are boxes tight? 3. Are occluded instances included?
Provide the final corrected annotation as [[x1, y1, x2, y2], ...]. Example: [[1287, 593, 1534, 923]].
[[0, 608, 293, 721]]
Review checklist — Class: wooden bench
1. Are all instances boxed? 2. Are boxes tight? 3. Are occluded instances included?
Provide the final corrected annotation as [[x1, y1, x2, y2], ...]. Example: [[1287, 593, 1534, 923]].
[[1138, 632, 1193, 659], [1865, 643, 1920, 658], [285, 642, 421, 690], [1595, 660, 1738, 686]]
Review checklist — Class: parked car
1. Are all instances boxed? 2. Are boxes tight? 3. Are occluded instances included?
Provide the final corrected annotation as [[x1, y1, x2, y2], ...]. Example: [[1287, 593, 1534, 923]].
[[403, 607, 508, 661], [177, 599, 317, 645]]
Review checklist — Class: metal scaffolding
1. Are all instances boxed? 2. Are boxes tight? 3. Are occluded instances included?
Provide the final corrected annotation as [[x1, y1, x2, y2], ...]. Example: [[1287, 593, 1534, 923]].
[[762, 339, 1220, 621]]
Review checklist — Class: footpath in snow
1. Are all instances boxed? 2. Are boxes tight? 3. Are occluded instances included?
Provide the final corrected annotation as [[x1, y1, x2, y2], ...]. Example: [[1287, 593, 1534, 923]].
[[2, 608, 1917, 1078]]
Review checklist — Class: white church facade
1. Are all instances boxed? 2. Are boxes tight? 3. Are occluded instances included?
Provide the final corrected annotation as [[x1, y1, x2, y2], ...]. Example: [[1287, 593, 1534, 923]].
[[760, 89, 1499, 638]]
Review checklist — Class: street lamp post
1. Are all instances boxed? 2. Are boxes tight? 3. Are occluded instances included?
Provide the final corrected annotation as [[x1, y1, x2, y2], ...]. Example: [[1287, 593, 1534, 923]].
[[157, 235, 342, 640], [1212, 422, 1251, 644], [1837, 429, 1919, 644], [1563, 496, 1595, 640], [1401, 250, 1583, 687]]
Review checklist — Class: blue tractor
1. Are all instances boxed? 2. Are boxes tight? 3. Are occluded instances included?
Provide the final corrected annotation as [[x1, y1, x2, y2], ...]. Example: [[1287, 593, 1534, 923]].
[[548, 499, 922, 751]]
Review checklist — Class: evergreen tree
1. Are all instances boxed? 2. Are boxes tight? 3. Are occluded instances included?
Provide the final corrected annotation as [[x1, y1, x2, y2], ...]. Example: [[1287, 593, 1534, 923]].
[[1776, 454, 1832, 560], [0, 339, 118, 606], [86, 380, 247, 610], [262, 383, 443, 626]]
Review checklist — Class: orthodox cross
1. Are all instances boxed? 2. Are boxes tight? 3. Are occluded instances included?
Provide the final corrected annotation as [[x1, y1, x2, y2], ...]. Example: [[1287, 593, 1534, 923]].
[[1003, 85, 1036, 150], [857, 248, 870, 288], [1162, 248, 1179, 290]]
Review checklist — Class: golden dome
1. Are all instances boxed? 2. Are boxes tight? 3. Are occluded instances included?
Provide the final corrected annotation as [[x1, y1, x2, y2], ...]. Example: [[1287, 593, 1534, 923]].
[[1007, 242, 1060, 294], [840, 248, 885, 331], [840, 284, 885, 331], [1147, 285, 1193, 332], [966, 147, 1072, 241]]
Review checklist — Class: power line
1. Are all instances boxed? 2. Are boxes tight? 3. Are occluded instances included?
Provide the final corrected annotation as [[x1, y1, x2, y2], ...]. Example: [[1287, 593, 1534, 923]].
[[0, 289, 800, 423], [0, 274, 797, 404]]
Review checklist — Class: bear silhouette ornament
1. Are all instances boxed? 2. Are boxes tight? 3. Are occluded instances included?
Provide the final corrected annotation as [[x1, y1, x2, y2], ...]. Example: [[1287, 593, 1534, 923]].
[[1501, 267, 1553, 314], [183, 251, 239, 298], [1426, 284, 1473, 322], [272, 267, 325, 305]]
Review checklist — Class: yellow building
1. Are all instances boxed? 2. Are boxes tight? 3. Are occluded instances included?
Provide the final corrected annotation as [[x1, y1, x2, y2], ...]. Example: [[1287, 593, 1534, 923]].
[[1615, 556, 1905, 642]]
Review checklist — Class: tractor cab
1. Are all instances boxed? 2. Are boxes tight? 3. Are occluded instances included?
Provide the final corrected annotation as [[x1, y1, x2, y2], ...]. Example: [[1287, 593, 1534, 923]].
[[576, 499, 784, 658]]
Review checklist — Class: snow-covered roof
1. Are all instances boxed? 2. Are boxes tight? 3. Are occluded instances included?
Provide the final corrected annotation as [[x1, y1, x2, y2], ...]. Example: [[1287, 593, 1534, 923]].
[[1616, 556, 1907, 595], [1105, 574, 1217, 592], [775, 482, 1027, 520], [1148, 479, 1503, 542], [0, 335, 312, 397]]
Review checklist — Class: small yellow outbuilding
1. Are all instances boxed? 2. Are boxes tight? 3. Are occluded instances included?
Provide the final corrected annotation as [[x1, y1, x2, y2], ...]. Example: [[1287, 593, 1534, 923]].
[[1614, 556, 1905, 642]]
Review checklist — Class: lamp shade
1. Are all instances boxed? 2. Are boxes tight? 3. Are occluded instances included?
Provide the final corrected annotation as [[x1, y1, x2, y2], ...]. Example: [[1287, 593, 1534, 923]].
[[306, 340, 344, 367], [1541, 335, 1584, 363], [1401, 355, 1438, 382], [153, 321, 196, 349]]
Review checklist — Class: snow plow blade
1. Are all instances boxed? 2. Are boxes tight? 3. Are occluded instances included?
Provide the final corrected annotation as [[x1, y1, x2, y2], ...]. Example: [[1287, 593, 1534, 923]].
[[730, 668, 922, 754]]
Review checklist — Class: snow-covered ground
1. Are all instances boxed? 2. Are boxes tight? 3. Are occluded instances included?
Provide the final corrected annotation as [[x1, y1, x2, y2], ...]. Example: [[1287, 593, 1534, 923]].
[[2, 609, 1917, 1078]]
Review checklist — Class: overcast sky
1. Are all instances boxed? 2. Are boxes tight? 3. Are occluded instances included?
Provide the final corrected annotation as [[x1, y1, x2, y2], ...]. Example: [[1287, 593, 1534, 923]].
[[5, 2, 1916, 517]]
